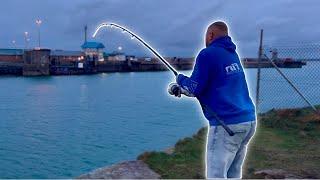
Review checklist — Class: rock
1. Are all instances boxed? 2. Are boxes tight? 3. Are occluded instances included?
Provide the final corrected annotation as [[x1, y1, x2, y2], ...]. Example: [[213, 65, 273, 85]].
[[77, 160, 160, 179], [254, 169, 302, 179]]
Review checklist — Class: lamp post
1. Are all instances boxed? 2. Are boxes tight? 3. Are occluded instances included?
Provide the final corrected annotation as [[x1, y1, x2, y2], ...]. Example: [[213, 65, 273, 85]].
[[12, 40, 18, 59], [24, 31, 29, 49], [35, 19, 42, 49], [12, 40, 17, 49]]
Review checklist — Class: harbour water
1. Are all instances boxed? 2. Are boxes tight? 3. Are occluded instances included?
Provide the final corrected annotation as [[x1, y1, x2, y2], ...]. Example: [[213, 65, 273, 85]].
[[0, 72, 206, 178], [0, 62, 319, 178]]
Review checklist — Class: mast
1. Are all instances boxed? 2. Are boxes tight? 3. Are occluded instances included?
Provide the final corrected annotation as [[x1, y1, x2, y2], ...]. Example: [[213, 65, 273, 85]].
[[84, 25, 88, 43]]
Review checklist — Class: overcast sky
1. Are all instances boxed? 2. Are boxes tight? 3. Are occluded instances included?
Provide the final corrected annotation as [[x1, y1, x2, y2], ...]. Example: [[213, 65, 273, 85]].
[[0, 0, 319, 57]]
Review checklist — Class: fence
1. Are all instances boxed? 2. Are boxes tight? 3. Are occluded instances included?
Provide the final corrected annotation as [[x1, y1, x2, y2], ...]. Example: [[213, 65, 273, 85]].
[[255, 31, 320, 114]]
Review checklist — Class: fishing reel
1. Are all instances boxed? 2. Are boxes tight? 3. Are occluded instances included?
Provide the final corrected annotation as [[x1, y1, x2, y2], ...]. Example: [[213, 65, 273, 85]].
[[168, 83, 194, 97]]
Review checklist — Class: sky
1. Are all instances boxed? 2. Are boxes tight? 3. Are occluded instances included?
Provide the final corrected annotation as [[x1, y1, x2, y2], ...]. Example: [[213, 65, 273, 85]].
[[0, 0, 319, 57]]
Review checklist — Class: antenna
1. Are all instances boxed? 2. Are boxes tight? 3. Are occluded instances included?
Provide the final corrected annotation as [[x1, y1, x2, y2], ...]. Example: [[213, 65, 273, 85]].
[[84, 25, 88, 43]]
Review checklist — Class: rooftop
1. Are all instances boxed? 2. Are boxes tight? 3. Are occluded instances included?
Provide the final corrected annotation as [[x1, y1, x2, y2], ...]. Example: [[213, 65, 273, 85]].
[[106, 51, 126, 56], [0, 49, 24, 55], [81, 41, 105, 49], [51, 50, 84, 56]]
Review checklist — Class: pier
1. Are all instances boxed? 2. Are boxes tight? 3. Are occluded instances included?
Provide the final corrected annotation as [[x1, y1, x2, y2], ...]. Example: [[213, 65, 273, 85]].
[[0, 47, 195, 76], [0, 43, 306, 76], [0, 25, 306, 76]]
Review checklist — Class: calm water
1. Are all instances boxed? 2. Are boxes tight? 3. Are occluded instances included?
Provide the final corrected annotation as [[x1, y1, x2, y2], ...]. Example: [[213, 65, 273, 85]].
[[0, 62, 319, 178], [256, 61, 320, 111], [0, 71, 206, 178]]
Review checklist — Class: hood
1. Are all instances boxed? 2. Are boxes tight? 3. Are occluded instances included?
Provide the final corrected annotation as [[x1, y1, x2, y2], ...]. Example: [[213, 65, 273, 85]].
[[209, 36, 236, 52]]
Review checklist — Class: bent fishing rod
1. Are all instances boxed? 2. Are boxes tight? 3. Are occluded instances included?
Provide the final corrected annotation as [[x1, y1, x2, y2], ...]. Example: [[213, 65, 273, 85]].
[[93, 22, 234, 136], [93, 23, 178, 76]]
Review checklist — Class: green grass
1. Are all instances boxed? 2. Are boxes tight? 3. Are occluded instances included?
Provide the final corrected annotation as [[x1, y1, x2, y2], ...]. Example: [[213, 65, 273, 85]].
[[138, 128, 207, 179], [138, 106, 320, 179]]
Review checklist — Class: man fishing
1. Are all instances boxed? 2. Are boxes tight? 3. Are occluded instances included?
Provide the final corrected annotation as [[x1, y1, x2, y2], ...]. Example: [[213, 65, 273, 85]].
[[168, 21, 256, 179]]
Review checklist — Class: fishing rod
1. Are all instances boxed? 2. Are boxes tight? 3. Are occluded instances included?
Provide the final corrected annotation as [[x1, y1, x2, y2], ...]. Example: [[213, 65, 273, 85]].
[[93, 23, 178, 76], [92, 22, 234, 136]]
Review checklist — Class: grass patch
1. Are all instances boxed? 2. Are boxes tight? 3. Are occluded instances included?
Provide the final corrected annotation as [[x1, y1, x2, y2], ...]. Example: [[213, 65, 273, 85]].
[[138, 107, 320, 178], [138, 128, 207, 179]]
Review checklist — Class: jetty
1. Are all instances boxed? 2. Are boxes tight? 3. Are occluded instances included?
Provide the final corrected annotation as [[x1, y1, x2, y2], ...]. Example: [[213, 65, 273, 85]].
[[0, 43, 306, 76]]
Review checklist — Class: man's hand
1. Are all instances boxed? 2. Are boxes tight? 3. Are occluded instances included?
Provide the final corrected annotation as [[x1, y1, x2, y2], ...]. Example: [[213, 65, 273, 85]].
[[168, 83, 182, 97]]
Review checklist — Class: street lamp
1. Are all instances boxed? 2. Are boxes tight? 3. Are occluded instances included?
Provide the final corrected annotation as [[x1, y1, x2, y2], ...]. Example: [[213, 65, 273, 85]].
[[118, 46, 122, 51], [12, 40, 18, 59], [24, 31, 29, 49], [35, 19, 42, 49], [12, 40, 17, 49]]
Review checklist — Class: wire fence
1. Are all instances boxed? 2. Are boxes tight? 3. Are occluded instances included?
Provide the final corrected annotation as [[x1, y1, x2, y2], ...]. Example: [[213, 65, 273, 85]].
[[256, 43, 320, 113]]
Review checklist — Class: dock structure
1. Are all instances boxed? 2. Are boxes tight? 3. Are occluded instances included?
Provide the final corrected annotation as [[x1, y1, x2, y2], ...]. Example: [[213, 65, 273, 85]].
[[0, 25, 307, 76], [0, 41, 195, 76], [242, 58, 306, 68], [0, 41, 306, 76], [23, 49, 50, 76]]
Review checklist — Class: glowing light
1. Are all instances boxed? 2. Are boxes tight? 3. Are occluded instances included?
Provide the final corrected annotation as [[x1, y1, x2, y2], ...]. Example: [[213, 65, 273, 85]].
[[36, 19, 42, 25]]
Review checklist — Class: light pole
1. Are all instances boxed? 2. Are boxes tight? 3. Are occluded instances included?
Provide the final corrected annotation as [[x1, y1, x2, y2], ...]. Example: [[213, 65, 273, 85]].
[[35, 19, 42, 49], [12, 40, 17, 49], [24, 31, 29, 49], [12, 40, 18, 59]]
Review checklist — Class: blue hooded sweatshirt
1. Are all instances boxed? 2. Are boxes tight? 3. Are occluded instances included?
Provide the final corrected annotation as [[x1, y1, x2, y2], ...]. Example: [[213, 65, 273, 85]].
[[177, 36, 256, 126]]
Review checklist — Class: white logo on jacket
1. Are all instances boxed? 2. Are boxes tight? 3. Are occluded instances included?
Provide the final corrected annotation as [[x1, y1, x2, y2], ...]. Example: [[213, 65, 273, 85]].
[[225, 63, 242, 74]]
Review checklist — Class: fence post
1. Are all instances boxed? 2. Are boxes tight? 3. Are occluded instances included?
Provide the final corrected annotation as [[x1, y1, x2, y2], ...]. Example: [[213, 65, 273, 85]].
[[255, 29, 263, 113]]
